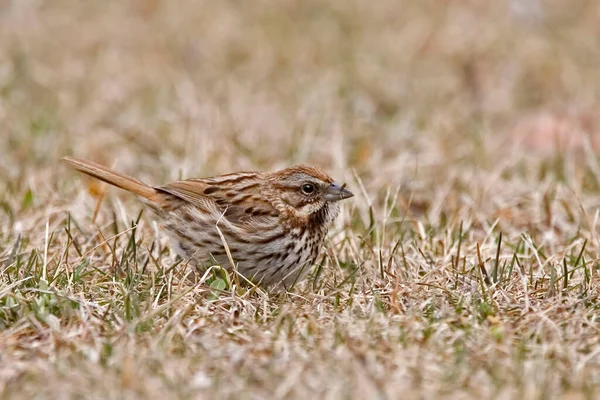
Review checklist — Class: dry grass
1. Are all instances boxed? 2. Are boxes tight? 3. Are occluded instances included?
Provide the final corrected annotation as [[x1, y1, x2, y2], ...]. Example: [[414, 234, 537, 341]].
[[2, 0, 600, 398]]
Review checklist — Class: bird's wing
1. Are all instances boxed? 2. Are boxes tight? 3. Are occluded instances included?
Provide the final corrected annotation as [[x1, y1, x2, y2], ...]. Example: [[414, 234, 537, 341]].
[[157, 178, 280, 227]]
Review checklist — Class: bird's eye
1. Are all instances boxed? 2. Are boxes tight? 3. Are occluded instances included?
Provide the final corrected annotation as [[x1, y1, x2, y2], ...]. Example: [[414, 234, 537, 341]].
[[301, 183, 316, 195]]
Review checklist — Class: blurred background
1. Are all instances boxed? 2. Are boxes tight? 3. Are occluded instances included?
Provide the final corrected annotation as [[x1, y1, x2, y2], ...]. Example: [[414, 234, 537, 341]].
[[0, 0, 599, 204], [3, 2, 600, 397]]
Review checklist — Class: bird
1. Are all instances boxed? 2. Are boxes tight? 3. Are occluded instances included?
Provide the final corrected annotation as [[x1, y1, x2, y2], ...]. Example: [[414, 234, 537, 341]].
[[61, 157, 354, 288]]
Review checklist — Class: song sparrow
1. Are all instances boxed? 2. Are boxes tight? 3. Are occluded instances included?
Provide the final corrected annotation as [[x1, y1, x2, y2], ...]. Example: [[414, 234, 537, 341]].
[[62, 157, 354, 288]]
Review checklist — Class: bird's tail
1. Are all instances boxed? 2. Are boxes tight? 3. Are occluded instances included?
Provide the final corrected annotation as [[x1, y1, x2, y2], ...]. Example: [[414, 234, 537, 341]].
[[61, 157, 159, 201]]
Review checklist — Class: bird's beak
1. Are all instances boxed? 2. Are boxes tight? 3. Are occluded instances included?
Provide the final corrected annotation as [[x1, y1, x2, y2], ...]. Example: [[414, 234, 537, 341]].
[[324, 182, 354, 202]]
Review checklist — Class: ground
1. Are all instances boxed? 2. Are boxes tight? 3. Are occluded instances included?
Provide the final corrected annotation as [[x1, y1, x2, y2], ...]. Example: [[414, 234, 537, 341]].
[[1, 1, 600, 399]]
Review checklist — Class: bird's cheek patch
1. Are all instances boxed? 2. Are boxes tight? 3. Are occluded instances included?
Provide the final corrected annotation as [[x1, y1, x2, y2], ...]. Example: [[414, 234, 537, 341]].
[[279, 190, 304, 208]]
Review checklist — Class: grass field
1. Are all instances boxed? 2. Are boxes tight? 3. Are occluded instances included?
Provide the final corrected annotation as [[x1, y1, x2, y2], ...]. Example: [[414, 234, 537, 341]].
[[2, 1, 600, 398]]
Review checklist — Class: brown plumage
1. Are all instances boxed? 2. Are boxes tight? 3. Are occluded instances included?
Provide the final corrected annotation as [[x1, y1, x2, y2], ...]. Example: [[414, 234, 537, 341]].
[[61, 157, 354, 288]]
